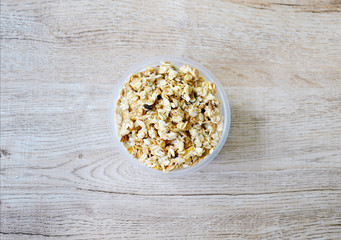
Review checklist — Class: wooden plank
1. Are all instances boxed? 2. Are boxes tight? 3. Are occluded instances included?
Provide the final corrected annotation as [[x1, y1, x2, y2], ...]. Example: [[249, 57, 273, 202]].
[[1, 0, 341, 239]]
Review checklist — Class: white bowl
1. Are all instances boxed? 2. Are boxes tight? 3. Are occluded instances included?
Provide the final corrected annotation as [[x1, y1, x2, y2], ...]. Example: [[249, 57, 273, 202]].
[[109, 56, 231, 177]]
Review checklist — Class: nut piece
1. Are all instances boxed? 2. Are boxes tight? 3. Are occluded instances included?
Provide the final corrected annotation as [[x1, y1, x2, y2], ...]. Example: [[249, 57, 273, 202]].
[[115, 61, 223, 172]]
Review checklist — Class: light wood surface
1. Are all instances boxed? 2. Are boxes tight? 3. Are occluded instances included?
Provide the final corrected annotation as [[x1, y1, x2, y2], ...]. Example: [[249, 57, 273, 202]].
[[1, 0, 341, 239]]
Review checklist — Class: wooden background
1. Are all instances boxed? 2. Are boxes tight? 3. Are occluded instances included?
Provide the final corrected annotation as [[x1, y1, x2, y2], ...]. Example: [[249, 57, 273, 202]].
[[1, 0, 341, 239]]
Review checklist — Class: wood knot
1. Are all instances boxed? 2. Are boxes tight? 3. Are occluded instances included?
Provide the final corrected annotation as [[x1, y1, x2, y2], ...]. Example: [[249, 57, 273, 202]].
[[0, 149, 10, 158]]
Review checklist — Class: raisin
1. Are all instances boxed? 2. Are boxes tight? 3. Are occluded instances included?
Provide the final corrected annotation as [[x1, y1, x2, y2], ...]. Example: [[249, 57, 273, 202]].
[[143, 104, 153, 110]]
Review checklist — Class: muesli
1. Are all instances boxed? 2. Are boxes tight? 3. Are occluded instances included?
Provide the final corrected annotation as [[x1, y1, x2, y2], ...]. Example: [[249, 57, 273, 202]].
[[115, 61, 223, 172]]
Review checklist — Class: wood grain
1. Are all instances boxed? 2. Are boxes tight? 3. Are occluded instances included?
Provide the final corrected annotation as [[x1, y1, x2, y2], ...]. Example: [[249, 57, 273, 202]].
[[1, 0, 341, 239]]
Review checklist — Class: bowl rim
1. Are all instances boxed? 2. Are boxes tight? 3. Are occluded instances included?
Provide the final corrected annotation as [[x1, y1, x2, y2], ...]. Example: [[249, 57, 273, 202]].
[[108, 56, 231, 177]]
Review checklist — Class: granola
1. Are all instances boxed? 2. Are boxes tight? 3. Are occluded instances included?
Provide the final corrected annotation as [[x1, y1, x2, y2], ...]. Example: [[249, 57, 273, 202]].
[[115, 61, 223, 172]]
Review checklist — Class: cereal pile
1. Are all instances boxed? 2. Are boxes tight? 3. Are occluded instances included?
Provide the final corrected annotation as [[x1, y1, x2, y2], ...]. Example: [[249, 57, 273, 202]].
[[115, 61, 223, 172]]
